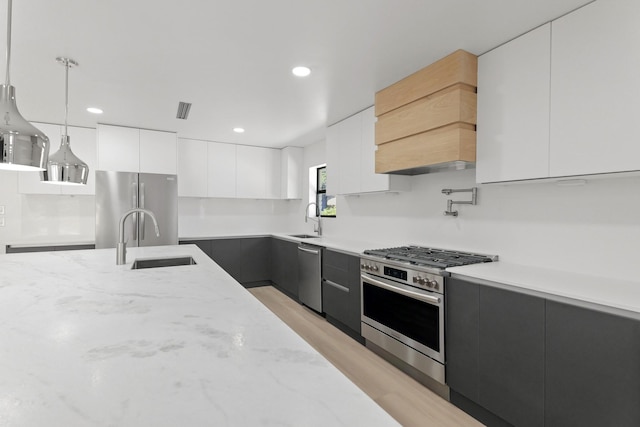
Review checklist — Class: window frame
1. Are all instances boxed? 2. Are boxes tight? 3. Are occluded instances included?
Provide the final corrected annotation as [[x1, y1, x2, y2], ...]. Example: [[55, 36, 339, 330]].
[[316, 166, 336, 218]]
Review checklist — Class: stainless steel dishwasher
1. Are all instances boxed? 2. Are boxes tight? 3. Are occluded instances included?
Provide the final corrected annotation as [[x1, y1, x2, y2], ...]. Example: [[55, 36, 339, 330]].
[[297, 244, 323, 312]]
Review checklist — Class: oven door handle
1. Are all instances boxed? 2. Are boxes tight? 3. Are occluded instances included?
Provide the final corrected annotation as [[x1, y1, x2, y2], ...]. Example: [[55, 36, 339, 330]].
[[361, 273, 441, 305]]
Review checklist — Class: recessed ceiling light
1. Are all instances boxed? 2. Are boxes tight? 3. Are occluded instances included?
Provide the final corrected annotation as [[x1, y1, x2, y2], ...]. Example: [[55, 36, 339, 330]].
[[233, 127, 245, 133], [292, 66, 311, 77], [87, 107, 103, 114]]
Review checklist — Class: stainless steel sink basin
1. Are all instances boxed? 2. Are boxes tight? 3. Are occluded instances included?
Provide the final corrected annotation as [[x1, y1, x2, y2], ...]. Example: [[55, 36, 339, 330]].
[[131, 256, 197, 270], [289, 234, 319, 239]]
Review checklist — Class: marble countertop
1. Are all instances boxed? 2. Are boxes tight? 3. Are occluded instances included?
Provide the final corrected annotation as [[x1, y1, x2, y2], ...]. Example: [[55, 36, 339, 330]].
[[448, 262, 640, 319], [0, 245, 398, 426]]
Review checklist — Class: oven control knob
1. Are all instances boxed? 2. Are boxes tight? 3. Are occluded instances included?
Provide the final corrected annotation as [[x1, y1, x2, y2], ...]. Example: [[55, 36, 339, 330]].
[[416, 277, 425, 285], [430, 280, 439, 290], [361, 263, 365, 270], [412, 276, 418, 283], [372, 265, 379, 272], [364, 264, 370, 270]]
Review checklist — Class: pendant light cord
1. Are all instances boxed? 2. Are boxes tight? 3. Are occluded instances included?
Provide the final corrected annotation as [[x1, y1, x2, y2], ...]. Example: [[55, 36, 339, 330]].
[[64, 59, 68, 139], [5, 0, 12, 86]]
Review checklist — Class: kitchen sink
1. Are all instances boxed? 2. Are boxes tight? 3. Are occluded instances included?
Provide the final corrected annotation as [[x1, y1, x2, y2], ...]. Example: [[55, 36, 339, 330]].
[[289, 234, 320, 239], [131, 256, 197, 270]]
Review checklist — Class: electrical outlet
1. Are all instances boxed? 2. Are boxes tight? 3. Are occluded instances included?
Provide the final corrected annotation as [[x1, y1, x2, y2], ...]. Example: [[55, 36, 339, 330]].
[[0, 217, 4, 227], [0, 205, 4, 215]]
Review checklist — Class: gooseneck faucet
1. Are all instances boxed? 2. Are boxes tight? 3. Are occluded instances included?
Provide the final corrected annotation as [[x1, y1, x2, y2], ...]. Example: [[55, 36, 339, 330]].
[[304, 202, 322, 236], [116, 208, 160, 265]]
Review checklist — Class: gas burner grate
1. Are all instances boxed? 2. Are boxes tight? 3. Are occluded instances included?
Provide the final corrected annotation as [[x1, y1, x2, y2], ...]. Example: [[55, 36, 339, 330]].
[[363, 245, 496, 268]]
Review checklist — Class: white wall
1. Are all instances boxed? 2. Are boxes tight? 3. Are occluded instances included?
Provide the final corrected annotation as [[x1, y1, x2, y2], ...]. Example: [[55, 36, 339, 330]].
[[291, 141, 640, 281], [0, 171, 95, 250]]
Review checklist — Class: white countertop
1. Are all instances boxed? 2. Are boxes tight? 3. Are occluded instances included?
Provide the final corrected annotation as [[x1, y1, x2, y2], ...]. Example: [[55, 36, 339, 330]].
[[0, 245, 398, 426], [448, 262, 640, 319]]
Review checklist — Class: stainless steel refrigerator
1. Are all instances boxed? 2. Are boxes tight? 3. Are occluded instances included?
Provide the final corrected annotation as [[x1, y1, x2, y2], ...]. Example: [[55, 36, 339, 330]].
[[95, 170, 178, 249]]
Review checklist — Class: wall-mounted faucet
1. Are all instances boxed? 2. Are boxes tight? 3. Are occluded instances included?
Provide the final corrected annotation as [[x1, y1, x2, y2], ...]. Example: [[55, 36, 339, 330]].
[[116, 208, 160, 265], [304, 202, 322, 236], [442, 187, 478, 217]]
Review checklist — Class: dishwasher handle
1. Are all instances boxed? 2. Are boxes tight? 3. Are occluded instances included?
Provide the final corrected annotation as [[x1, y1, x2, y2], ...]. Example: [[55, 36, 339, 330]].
[[298, 246, 320, 255]]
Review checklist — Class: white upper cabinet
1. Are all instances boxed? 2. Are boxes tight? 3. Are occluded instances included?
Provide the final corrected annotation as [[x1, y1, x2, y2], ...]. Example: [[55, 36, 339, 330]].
[[550, 0, 640, 177], [477, 0, 640, 183], [236, 145, 281, 199], [476, 24, 551, 183], [177, 138, 208, 197], [177, 139, 287, 200], [97, 125, 139, 172], [97, 124, 177, 174], [326, 106, 409, 195], [280, 146, 303, 199], [19, 123, 97, 195], [208, 142, 236, 198], [139, 129, 177, 175]]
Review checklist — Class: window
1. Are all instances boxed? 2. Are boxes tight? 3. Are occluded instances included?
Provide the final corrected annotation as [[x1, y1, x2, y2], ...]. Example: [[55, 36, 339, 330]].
[[316, 166, 336, 217]]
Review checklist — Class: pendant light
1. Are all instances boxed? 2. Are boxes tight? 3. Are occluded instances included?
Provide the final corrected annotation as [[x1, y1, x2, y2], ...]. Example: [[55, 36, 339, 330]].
[[0, 0, 49, 171], [43, 57, 88, 185]]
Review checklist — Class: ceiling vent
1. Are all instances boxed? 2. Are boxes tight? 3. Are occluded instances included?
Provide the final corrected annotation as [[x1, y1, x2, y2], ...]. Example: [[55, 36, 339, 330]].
[[176, 102, 192, 120]]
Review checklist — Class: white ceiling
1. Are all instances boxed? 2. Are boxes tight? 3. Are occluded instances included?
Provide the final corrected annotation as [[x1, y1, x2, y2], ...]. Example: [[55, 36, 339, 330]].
[[1, 0, 591, 148]]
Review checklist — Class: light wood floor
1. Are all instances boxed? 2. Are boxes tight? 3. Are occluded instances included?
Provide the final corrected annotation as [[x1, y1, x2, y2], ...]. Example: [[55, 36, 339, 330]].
[[249, 286, 483, 427]]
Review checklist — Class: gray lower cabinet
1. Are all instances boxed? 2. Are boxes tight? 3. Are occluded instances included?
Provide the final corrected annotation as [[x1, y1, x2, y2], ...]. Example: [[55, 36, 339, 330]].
[[448, 277, 640, 427], [180, 237, 270, 287], [322, 249, 362, 342], [270, 238, 299, 299], [447, 278, 545, 427], [545, 301, 640, 427]]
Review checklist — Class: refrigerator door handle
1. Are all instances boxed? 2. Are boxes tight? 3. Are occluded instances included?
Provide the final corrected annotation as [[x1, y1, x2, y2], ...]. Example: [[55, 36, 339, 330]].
[[140, 182, 146, 240], [132, 182, 138, 241]]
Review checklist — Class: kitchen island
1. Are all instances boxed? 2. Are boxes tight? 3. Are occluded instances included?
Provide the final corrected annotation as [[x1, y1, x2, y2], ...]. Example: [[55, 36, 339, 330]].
[[0, 245, 398, 426]]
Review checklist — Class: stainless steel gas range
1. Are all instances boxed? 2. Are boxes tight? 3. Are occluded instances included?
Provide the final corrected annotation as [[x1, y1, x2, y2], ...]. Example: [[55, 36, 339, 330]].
[[360, 246, 497, 389]]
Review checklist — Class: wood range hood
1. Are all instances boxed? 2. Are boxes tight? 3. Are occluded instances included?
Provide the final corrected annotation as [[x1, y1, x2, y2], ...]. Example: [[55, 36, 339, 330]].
[[374, 50, 478, 175]]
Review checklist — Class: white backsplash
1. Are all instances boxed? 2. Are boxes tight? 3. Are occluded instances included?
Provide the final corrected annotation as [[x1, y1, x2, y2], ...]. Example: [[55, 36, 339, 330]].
[[178, 197, 298, 237]]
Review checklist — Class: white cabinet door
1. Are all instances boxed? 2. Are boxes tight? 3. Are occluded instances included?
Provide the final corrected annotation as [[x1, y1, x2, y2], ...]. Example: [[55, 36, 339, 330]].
[[140, 129, 177, 174], [326, 112, 362, 195], [265, 148, 281, 199], [325, 122, 342, 196], [59, 126, 97, 195], [280, 146, 302, 199], [476, 24, 551, 183], [236, 145, 280, 199], [97, 125, 140, 172], [208, 142, 236, 198], [18, 123, 62, 194], [550, 0, 640, 176], [177, 138, 208, 197], [338, 113, 362, 195], [236, 145, 266, 198]]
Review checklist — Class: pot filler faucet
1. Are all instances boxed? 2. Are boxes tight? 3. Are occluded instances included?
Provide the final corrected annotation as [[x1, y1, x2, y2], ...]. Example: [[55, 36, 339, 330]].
[[116, 208, 160, 265], [304, 202, 322, 236]]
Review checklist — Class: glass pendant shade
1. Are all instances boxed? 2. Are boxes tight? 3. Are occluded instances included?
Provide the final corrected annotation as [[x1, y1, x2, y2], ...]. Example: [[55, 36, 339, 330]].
[[44, 57, 88, 185], [0, 86, 49, 171]]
